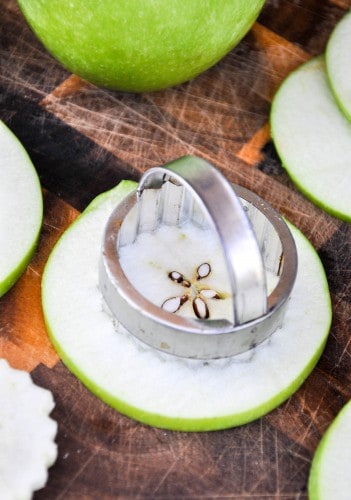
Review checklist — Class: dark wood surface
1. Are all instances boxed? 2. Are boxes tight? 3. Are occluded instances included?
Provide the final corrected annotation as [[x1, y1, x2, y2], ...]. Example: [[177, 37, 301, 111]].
[[1, 0, 351, 498]]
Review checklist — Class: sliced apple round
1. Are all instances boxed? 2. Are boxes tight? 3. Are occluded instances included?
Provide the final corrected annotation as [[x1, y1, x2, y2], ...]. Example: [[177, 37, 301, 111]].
[[0, 121, 43, 296], [326, 11, 351, 122], [42, 181, 332, 431], [270, 56, 351, 222], [309, 400, 351, 500]]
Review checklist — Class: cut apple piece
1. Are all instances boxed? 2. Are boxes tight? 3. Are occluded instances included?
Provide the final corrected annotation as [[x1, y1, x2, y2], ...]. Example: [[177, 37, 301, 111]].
[[0, 359, 57, 499], [309, 400, 351, 500], [326, 11, 351, 122], [118, 222, 279, 324], [270, 56, 351, 221], [0, 121, 43, 296], [42, 181, 332, 431]]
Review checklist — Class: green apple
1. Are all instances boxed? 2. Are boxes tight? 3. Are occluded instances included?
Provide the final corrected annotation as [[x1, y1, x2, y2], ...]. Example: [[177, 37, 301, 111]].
[[42, 180, 332, 431], [0, 359, 57, 499], [17, 0, 265, 92], [309, 400, 351, 500], [270, 56, 351, 222], [0, 121, 43, 297], [326, 11, 351, 122]]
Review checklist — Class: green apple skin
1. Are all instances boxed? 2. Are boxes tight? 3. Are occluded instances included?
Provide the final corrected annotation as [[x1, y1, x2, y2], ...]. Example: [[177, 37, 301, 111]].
[[326, 11, 351, 123], [17, 0, 265, 92], [0, 121, 43, 298], [308, 400, 351, 500], [0, 235, 40, 297], [270, 56, 351, 223]]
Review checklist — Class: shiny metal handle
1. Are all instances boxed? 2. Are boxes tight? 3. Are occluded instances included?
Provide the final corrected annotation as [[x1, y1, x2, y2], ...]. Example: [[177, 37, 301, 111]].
[[133, 156, 268, 325], [99, 155, 297, 359]]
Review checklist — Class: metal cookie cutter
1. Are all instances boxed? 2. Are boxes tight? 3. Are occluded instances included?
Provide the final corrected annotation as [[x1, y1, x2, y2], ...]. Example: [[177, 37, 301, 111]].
[[99, 156, 297, 359]]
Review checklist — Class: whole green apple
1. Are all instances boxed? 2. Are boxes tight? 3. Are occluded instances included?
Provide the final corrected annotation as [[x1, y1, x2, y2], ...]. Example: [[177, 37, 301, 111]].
[[17, 0, 265, 92]]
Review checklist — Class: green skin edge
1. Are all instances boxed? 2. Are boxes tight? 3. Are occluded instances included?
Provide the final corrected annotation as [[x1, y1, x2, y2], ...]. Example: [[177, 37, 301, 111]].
[[308, 400, 351, 500], [325, 12, 351, 124], [42, 181, 332, 432], [325, 63, 351, 124], [270, 56, 351, 223], [0, 127, 43, 298], [0, 228, 42, 297]]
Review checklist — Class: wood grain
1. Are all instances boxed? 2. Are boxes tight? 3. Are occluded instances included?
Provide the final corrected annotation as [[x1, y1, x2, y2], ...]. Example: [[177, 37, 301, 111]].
[[1, 0, 351, 498]]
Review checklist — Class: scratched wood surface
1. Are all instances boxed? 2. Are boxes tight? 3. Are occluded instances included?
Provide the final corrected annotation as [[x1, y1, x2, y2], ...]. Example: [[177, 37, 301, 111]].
[[1, 0, 351, 498]]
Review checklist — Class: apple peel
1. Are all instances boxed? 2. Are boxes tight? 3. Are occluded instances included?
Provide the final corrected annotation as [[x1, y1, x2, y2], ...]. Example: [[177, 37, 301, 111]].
[[0, 121, 43, 297], [17, 0, 265, 92], [270, 56, 351, 222], [42, 181, 332, 431], [309, 400, 351, 500], [326, 11, 351, 122], [0, 359, 57, 499]]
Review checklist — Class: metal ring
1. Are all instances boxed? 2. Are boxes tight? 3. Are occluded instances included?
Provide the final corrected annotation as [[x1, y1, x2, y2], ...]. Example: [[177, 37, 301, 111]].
[[99, 156, 297, 359]]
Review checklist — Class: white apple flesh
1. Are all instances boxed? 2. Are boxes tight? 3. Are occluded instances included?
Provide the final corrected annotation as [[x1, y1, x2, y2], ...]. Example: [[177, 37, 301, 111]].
[[270, 56, 351, 222], [326, 11, 351, 122], [0, 121, 43, 297], [309, 400, 351, 500], [42, 181, 332, 431], [118, 222, 279, 323]]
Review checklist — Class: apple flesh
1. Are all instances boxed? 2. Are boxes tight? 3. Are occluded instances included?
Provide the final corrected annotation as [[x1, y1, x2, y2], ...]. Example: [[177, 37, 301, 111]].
[[17, 0, 265, 92], [326, 11, 351, 122], [309, 400, 351, 500], [118, 220, 279, 325], [42, 180, 332, 431], [0, 121, 43, 297], [270, 56, 351, 222]]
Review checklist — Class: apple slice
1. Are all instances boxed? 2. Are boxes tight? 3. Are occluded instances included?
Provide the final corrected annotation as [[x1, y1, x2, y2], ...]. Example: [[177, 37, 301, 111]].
[[270, 56, 351, 222], [326, 11, 351, 122], [309, 400, 351, 500], [0, 359, 57, 499], [42, 181, 332, 431], [0, 121, 43, 296]]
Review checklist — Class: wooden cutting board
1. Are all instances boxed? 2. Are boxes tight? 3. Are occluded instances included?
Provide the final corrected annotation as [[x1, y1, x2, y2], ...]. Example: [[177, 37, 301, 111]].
[[1, 0, 351, 497]]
